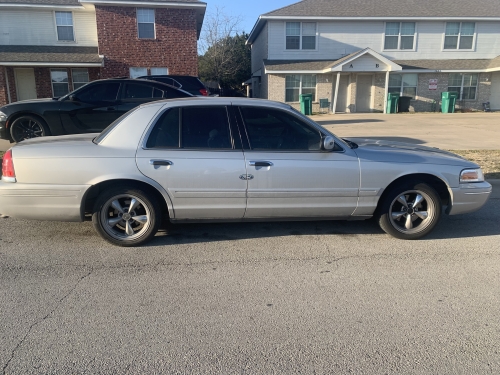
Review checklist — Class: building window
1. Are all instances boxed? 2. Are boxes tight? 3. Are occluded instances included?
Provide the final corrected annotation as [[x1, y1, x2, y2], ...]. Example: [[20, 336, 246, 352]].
[[444, 22, 475, 50], [71, 68, 89, 90], [150, 67, 168, 75], [384, 22, 415, 50], [388, 74, 418, 99], [448, 73, 478, 100], [55, 11, 74, 41], [137, 8, 155, 39], [286, 22, 316, 50], [51, 69, 69, 97], [129, 67, 148, 78], [285, 75, 316, 102]]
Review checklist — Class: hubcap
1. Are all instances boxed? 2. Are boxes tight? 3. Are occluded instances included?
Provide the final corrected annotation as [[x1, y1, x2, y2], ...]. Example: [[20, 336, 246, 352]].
[[101, 194, 151, 241], [389, 190, 434, 234]]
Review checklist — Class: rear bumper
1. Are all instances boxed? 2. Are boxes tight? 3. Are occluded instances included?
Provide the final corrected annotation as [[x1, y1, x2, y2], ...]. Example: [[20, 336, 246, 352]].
[[448, 181, 492, 215], [0, 180, 90, 221]]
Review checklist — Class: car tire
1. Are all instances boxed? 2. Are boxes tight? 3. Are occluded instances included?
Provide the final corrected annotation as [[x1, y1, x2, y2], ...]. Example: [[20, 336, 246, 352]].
[[378, 181, 442, 240], [92, 186, 161, 247], [10, 115, 50, 143]]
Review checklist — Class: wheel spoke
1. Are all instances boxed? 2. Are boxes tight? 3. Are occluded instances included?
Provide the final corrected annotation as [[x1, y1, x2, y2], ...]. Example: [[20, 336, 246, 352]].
[[405, 214, 413, 230], [108, 216, 123, 227], [125, 220, 134, 236], [397, 195, 409, 208], [111, 199, 124, 213], [413, 194, 425, 208], [414, 211, 429, 220], [132, 215, 148, 224], [128, 198, 140, 213], [391, 211, 406, 220]]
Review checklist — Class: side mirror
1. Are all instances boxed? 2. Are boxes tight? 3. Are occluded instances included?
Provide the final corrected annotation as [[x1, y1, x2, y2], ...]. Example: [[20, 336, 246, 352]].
[[323, 135, 336, 151], [69, 95, 78, 102]]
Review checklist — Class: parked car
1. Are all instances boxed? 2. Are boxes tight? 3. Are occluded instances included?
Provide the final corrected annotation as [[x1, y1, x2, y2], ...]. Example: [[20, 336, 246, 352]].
[[0, 98, 492, 246], [0, 78, 192, 143], [138, 75, 209, 96]]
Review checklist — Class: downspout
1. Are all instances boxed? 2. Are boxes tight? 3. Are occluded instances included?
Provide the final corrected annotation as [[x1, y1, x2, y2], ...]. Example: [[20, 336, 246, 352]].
[[4, 67, 12, 104]]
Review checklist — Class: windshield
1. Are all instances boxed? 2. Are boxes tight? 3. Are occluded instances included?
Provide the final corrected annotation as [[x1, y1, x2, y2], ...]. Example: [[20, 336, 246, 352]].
[[58, 81, 92, 101]]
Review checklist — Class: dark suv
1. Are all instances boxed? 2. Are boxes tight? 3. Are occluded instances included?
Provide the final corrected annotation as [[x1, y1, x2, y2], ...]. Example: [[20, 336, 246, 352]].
[[138, 75, 209, 96], [0, 78, 192, 142]]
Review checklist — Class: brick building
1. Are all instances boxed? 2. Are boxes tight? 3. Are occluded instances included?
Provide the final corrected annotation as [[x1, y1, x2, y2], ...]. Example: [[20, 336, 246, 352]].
[[247, 0, 500, 113], [0, 0, 206, 105]]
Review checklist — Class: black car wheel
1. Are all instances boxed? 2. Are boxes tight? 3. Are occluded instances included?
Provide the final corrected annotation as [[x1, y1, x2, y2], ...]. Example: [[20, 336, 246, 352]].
[[10, 115, 50, 143], [378, 182, 442, 240]]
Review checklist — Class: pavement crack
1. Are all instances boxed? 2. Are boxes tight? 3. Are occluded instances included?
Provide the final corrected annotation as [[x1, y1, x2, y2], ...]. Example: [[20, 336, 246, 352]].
[[1, 268, 93, 375]]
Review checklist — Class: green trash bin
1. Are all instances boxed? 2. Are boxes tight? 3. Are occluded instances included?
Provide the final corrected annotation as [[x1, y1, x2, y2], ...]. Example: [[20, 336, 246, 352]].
[[386, 93, 400, 114], [299, 93, 313, 115], [441, 92, 458, 113]]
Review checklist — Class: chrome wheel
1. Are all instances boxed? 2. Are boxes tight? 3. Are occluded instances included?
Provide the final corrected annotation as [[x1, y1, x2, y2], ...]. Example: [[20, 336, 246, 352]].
[[389, 190, 435, 234], [11, 116, 47, 142], [378, 182, 442, 240], [100, 194, 152, 241]]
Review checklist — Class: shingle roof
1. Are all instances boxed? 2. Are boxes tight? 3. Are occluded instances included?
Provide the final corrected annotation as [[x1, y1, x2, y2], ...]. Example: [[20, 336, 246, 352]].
[[264, 56, 500, 72], [0, 45, 102, 64], [0, 0, 203, 5], [264, 0, 500, 18], [394, 58, 500, 70]]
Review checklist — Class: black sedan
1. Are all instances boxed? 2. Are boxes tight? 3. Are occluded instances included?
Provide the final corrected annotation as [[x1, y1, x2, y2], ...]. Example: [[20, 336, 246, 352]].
[[0, 78, 193, 143]]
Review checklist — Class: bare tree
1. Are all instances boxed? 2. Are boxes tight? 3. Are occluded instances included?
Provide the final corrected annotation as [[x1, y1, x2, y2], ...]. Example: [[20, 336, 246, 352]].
[[199, 6, 249, 90]]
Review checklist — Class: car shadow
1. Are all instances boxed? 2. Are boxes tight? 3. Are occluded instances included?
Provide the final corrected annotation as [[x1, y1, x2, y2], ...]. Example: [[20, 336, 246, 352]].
[[145, 204, 500, 247], [315, 119, 385, 126], [345, 136, 427, 145]]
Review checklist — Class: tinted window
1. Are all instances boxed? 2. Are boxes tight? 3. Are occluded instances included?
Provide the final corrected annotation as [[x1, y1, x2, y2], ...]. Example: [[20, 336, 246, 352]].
[[182, 107, 232, 149], [146, 108, 180, 148], [124, 83, 163, 99], [240, 107, 322, 151], [77, 82, 120, 103]]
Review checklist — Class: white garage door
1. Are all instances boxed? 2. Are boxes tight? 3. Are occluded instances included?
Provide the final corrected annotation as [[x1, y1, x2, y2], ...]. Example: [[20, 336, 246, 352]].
[[491, 72, 500, 110]]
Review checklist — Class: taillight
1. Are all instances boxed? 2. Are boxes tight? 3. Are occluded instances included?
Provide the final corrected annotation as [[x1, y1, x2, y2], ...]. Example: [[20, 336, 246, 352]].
[[199, 88, 208, 96], [2, 149, 16, 182]]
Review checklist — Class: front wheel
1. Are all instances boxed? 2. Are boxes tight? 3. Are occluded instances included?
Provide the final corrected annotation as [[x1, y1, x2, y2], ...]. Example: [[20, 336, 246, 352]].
[[378, 182, 442, 240], [92, 186, 161, 247], [10, 115, 50, 143]]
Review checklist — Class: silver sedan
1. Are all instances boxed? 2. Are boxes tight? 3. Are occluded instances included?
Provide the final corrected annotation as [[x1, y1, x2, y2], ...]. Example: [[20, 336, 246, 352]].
[[0, 98, 492, 246]]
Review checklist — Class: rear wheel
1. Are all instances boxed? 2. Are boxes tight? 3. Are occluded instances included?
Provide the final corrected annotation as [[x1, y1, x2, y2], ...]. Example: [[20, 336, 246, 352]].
[[10, 115, 50, 143], [378, 182, 442, 240], [92, 186, 161, 247]]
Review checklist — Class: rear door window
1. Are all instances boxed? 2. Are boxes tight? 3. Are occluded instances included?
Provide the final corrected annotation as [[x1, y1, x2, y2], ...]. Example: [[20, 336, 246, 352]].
[[146, 106, 233, 149]]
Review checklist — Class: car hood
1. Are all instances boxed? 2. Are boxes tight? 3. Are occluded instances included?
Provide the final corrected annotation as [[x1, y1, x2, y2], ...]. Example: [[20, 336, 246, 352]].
[[345, 137, 478, 168]]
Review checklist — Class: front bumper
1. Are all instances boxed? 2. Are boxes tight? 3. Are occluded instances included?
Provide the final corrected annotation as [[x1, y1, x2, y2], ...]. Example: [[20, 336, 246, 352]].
[[448, 181, 492, 215], [0, 120, 10, 141], [0, 180, 90, 221]]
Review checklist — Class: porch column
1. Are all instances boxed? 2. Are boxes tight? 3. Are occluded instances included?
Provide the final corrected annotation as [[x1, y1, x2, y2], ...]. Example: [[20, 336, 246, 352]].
[[332, 72, 340, 115], [384, 71, 390, 114]]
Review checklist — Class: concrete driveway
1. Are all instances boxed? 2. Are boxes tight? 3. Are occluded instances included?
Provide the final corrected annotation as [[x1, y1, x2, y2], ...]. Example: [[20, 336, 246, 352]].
[[311, 112, 500, 150], [1, 112, 499, 152]]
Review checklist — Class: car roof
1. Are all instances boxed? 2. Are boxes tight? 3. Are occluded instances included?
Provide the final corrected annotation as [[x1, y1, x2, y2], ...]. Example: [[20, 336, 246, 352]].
[[94, 78, 193, 96], [137, 96, 293, 109]]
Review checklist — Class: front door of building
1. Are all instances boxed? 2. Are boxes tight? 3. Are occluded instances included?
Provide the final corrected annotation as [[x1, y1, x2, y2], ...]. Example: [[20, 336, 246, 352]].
[[356, 75, 373, 112], [14, 68, 37, 101], [491, 72, 500, 110], [335, 75, 349, 113]]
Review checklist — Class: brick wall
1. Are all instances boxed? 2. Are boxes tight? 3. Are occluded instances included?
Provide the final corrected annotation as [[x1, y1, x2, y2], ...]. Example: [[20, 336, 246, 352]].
[[0, 68, 8, 106], [34, 68, 53, 98], [96, 6, 198, 78]]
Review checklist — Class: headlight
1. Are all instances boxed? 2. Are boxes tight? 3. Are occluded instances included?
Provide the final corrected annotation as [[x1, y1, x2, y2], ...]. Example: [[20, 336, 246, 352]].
[[0, 111, 7, 122], [460, 168, 484, 183]]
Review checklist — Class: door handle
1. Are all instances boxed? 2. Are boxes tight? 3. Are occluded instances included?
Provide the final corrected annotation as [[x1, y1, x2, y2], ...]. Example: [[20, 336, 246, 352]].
[[150, 159, 173, 166], [249, 161, 273, 167]]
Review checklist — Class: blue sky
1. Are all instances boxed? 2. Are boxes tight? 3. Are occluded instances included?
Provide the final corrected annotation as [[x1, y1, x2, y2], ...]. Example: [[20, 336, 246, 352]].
[[203, 0, 294, 34]]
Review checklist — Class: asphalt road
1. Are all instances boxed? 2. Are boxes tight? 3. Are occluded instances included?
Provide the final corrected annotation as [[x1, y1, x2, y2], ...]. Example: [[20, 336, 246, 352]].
[[1, 184, 499, 374]]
